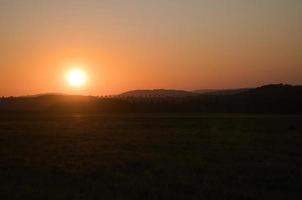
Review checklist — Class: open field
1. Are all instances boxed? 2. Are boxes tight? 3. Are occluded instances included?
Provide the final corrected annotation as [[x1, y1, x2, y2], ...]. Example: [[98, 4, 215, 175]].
[[0, 114, 301, 199]]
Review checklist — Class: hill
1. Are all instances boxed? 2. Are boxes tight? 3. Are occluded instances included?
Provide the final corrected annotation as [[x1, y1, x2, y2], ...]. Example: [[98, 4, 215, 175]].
[[119, 89, 196, 97], [0, 94, 97, 112], [193, 88, 250, 95], [241, 84, 302, 96], [1, 84, 302, 114]]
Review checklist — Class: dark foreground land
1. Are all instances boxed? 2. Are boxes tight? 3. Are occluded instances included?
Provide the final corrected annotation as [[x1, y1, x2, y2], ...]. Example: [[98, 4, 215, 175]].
[[0, 114, 301, 199]]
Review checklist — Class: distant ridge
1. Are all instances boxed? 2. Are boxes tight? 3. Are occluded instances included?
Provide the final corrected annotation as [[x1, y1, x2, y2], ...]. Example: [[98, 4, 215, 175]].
[[1, 84, 302, 114], [119, 88, 251, 97], [119, 89, 196, 97], [240, 84, 302, 96], [193, 88, 250, 95], [21, 93, 67, 98], [9, 84, 302, 99]]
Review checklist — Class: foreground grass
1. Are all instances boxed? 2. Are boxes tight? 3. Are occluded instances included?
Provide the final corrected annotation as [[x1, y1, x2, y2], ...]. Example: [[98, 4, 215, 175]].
[[0, 113, 301, 199]]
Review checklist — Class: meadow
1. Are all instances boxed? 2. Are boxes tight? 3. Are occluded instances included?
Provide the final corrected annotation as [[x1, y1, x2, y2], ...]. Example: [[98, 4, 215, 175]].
[[0, 113, 301, 199]]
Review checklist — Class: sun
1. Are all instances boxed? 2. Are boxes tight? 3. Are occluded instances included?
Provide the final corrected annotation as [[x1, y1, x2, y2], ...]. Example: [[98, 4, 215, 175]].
[[66, 68, 87, 87]]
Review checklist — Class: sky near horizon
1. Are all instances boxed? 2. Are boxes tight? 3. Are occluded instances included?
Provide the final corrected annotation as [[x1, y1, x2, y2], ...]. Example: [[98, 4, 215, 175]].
[[0, 0, 302, 96]]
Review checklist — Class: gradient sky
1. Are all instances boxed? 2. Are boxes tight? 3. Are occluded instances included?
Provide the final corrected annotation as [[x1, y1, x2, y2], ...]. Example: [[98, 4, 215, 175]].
[[1, 0, 301, 96]]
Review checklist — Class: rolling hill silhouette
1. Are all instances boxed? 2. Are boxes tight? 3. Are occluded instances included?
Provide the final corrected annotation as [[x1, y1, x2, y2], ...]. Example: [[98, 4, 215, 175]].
[[119, 89, 196, 97], [0, 84, 301, 113], [119, 88, 251, 97], [193, 88, 250, 95]]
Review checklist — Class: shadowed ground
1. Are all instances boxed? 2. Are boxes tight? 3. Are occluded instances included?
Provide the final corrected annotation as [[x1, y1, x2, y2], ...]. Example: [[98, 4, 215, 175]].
[[0, 114, 301, 199]]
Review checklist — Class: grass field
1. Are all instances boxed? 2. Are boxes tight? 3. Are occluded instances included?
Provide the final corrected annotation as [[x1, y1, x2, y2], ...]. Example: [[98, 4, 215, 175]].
[[0, 114, 301, 199]]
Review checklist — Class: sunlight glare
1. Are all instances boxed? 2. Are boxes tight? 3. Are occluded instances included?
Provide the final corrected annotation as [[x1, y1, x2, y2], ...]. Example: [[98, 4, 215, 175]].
[[66, 68, 87, 87]]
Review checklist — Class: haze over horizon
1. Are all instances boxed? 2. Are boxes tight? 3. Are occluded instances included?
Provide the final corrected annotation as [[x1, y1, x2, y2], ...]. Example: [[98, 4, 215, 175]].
[[1, 0, 302, 96]]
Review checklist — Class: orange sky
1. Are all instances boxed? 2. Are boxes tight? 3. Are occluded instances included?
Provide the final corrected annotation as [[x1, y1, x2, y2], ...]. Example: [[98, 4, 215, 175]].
[[1, 0, 302, 96]]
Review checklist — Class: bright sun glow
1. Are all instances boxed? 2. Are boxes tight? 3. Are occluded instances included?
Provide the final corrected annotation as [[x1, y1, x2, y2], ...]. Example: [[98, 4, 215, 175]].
[[66, 69, 87, 87]]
